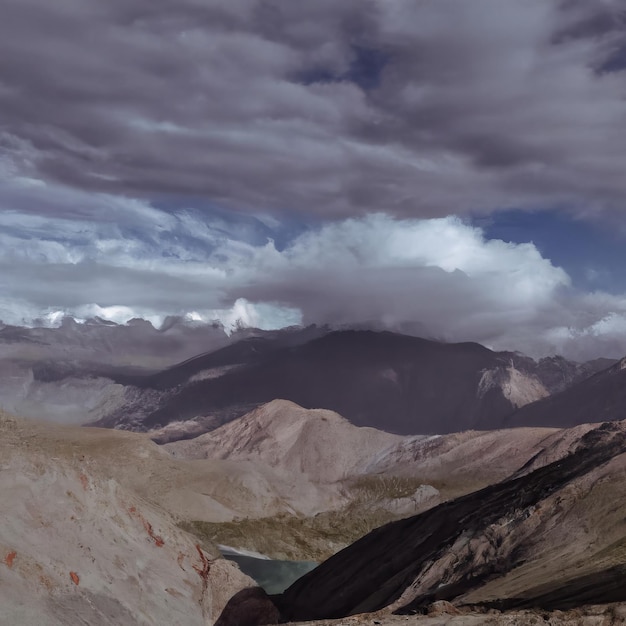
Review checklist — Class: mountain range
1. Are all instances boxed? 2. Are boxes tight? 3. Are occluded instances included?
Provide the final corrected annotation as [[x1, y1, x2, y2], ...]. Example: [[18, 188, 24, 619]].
[[6, 321, 626, 623], [1, 320, 618, 438]]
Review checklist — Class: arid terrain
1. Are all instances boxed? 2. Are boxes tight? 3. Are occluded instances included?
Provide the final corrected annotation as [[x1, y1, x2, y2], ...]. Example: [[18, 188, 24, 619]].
[[284, 604, 626, 625], [4, 328, 626, 625], [0, 409, 261, 626], [4, 394, 626, 625]]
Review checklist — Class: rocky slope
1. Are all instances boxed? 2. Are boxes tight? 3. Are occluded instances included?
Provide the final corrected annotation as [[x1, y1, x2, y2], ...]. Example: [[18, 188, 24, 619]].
[[5, 399, 626, 625], [164, 400, 575, 561], [273, 604, 626, 625], [164, 400, 407, 483], [254, 420, 626, 622]]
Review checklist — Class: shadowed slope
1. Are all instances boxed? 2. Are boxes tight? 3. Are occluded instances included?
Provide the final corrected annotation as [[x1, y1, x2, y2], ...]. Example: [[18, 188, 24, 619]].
[[97, 330, 584, 436]]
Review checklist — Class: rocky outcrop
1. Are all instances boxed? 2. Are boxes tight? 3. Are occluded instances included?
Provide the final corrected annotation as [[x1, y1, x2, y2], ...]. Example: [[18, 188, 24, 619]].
[[0, 412, 254, 625], [214, 587, 280, 626], [477, 363, 549, 409]]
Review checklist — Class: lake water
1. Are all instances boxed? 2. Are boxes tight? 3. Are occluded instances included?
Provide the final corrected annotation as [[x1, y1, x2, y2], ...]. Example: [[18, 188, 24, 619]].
[[219, 545, 318, 594]]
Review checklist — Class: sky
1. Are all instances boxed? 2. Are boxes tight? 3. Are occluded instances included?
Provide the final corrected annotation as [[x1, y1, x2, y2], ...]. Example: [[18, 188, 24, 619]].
[[2, 0, 626, 360]]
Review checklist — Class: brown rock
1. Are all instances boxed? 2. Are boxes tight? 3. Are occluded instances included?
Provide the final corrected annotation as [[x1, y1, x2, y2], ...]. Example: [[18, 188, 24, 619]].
[[214, 587, 280, 626], [4, 551, 17, 568], [427, 600, 461, 616]]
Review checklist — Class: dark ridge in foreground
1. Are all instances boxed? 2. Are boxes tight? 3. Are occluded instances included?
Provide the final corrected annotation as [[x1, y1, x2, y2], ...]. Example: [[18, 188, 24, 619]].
[[264, 423, 626, 622]]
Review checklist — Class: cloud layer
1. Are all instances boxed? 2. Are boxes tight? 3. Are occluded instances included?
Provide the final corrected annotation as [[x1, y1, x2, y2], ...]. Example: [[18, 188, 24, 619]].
[[3, 178, 626, 360], [2, 0, 626, 218]]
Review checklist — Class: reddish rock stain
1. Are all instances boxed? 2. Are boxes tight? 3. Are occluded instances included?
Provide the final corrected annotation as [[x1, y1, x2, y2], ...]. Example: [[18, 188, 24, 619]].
[[192, 544, 211, 606], [4, 551, 16, 568], [70, 571, 80, 585], [127, 506, 164, 547]]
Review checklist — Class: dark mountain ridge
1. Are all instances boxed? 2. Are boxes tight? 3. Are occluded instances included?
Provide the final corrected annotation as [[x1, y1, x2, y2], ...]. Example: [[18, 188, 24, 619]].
[[2, 320, 618, 436], [94, 329, 611, 436]]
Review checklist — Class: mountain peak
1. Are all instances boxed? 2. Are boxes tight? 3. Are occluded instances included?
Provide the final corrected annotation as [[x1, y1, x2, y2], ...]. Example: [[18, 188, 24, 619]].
[[165, 401, 404, 484]]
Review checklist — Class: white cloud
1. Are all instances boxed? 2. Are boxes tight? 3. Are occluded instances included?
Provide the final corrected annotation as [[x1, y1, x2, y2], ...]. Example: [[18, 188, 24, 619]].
[[238, 214, 573, 343], [3, 1, 626, 361], [2, 185, 626, 359]]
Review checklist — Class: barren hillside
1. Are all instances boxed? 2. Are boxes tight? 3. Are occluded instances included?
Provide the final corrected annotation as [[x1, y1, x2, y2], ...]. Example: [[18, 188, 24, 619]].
[[0, 411, 253, 626]]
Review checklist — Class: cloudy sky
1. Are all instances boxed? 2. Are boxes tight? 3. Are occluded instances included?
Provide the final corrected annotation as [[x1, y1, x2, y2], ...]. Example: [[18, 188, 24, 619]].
[[2, 0, 626, 360]]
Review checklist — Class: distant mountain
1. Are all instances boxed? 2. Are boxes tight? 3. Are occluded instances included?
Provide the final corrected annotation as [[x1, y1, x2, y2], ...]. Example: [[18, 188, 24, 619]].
[[0, 319, 326, 424], [0, 315, 232, 369], [94, 330, 610, 437], [1, 321, 615, 436], [164, 399, 407, 484], [506, 357, 626, 428]]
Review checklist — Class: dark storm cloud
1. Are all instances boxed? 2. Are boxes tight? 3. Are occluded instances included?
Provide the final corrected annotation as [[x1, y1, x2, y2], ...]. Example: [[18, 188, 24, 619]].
[[4, 0, 626, 361], [2, 0, 626, 218]]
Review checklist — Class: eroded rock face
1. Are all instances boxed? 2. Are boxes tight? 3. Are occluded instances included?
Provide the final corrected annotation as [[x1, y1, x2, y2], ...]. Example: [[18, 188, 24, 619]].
[[507, 357, 626, 428], [427, 600, 462, 616], [272, 422, 626, 622], [477, 364, 549, 409]]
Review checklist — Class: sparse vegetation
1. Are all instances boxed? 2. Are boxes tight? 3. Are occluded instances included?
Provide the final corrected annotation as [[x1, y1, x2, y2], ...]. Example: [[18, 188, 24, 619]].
[[349, 474, 426, 501], [179, 505, 405, 562], [178, 472, 501, 563], [179, 474, 448, 561]]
